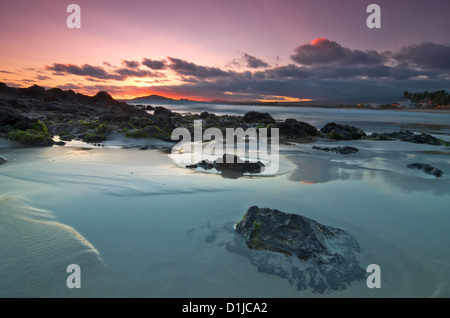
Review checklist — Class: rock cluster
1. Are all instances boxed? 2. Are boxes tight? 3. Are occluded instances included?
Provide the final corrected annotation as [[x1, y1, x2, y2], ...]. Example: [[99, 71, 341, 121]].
[[370, 131, 444, 145], [187, 154, 265, 177]]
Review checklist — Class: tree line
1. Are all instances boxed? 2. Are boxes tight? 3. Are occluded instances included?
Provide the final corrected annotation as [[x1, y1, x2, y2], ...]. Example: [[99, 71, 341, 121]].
[[403, 90, 449, 106]]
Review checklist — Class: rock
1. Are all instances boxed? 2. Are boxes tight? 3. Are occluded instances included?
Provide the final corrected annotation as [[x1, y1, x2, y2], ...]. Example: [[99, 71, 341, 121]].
[[407, 163, 443, 178], [321, 122, 366, 140], [243, 111, 275, 124], [0, 157, 6, 166], [53, 141, 66, 146], [186, 154, 265, 178], [199, 111, 216, 119], [226, 206, 366, 293], [312, 145, 359, 154], [82, 133, 107, 143], [278, 118, 318, 138], [145, 105, 154, 110], [215, 154, 265, 174], [153, 106, 174, 117], [370, 131, 444, 146]]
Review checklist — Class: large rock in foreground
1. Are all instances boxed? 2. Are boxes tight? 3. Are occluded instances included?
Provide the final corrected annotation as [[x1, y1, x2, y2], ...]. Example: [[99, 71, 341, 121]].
[[226, 206, 366, 293]]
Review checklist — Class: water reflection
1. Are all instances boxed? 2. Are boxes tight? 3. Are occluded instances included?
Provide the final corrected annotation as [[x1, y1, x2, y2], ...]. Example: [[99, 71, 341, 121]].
[[287, 154, 450, 196], [288, 156, 364, 184]]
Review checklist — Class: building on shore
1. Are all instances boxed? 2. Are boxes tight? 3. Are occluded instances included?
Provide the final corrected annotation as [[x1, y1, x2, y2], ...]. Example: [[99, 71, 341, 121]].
[[358, 102, 381, 109]]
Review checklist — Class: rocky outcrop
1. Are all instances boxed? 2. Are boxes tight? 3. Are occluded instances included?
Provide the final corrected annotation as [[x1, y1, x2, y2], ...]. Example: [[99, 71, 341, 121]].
[[243, 111, 275, 125], [226, 206, 366, 293], [407, 163, 443, 178], [370, 131, 444, 146], [187, 154, 265, 178], [312, 145, 359, 154], [278, 118, 318, 139], [321, 122, 366, 140], [0, 157, 6, 166]]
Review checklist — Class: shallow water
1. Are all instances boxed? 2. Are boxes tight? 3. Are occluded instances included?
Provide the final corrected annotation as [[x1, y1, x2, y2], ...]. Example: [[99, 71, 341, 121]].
[[0, 107, 449, 297]]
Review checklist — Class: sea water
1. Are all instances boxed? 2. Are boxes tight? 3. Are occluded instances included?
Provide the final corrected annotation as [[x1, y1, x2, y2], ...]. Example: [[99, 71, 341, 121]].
[[0, 106, 449, 297]]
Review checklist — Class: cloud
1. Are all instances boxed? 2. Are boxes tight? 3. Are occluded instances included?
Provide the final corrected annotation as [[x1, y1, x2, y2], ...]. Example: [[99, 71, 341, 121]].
[[122, 60, 140, 68], [35, 75, 52, 81], [168, 57, 233, 79], [393, 42, 450, 69], [45, 63, 156, 81], [38, 39, 449, 103], [142, 58, 166, 70], [242, 53, 269, 68], [291, 38, 386, 66], [46, 63, 122, 80], [115, 68, 155, 78]]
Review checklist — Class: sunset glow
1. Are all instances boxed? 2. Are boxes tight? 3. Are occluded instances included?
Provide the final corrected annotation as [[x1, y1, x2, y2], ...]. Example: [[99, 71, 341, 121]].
[[1, 0, 449, 103]]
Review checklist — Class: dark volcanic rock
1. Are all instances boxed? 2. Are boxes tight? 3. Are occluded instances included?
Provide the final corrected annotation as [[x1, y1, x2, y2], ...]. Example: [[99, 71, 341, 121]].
[[226, 206, 366, 293], [186, 154, 265, 178], [215, 154, 265, 173], [312, 145, 359, 155], [370, 131, 444, 146], [243, 111, 275, 124], [407, 162, 443, 178], [278, 118, 318, 138], [321, 122, 366, 140], [153, 106, 174, 117]]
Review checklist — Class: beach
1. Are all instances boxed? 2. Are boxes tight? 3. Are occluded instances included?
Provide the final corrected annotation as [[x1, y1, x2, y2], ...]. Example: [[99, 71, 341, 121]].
[[1, 105, 449, 297]]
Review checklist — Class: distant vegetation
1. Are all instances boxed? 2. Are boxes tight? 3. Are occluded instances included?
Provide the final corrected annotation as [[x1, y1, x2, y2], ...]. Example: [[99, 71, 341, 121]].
[[403, 90, 449, 106]]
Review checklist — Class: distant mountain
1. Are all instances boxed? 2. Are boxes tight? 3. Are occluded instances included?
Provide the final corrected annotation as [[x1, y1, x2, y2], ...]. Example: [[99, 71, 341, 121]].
[[128, 94, 175, 101]]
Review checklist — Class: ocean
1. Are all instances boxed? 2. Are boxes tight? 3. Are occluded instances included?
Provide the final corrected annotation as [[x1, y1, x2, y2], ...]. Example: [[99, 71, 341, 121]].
[[0, 103, 449, 297]]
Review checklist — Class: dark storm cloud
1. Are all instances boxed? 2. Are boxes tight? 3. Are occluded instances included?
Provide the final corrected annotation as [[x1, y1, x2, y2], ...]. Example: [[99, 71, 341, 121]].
[[393, 42, 450, 69], [291, 38, 386, 66], [142, 58, 166, 70]]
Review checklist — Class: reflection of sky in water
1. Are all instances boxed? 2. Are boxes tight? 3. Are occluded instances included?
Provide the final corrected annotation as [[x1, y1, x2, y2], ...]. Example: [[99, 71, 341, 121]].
[[285, 140, 450, 196]]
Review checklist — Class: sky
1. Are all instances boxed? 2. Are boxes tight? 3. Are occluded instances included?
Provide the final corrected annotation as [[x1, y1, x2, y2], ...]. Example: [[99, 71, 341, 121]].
[[0, 0, 449, 103]]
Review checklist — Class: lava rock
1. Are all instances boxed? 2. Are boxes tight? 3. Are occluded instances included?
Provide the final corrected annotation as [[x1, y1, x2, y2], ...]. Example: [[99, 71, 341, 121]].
[[153, 106, 174, 117], [226, 206, 366, 293], [321, 122, 366, 140], [278, 118, 318, 138], [370, 131, 444, 146], [243, 111, 275, 124], [186, 154, 265, 178], [407, 162, 443, 178], [312, 145, 359, 154]]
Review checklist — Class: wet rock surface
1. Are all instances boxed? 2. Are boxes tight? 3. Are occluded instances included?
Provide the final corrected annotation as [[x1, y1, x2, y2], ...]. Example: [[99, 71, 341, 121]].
[[187, 154, 265, 178], [226, 206, 366, 293], [321, 122, 366, 140], [407, 162, 443, 178], [312, 145, 359, 154], [370, 131, 445, 145]]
